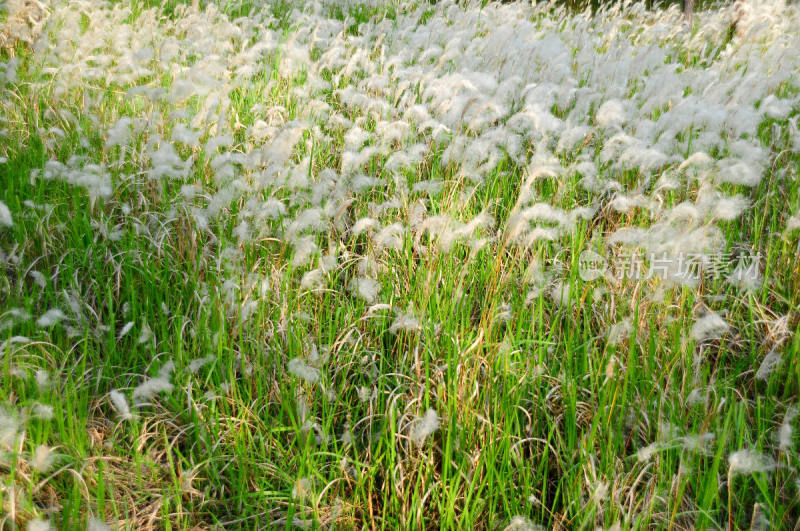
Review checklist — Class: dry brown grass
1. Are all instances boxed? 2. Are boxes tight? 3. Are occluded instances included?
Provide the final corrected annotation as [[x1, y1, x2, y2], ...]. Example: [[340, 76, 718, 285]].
[[0, 0, 50, 54]]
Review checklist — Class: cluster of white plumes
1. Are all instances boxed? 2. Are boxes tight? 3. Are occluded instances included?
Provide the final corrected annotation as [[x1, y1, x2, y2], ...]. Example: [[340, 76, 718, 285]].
[[0, 0, 798, 525], [0, 0, 796, 438], [6, 0, 794, 308]]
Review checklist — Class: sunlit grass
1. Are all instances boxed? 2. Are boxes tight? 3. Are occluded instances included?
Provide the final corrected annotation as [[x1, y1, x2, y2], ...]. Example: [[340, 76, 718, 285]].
[[1, 0, 800, 529]]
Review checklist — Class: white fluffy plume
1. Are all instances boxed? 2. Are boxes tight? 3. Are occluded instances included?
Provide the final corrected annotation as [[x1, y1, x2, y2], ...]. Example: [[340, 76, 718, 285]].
[[410, 408, 440, 447]]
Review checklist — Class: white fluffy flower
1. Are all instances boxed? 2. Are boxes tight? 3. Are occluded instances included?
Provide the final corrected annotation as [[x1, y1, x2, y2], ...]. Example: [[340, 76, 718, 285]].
[[31, 444, 58, 473], [36, 308, 68, 328], [778, 407, 797, 452], [755, 350, 782, 381], [109, 390, 133, 421], [287, 358, 320, 383], [132, 363, 174, 405], [390, 312, 422, 334], [0, 200, 13, 228], [596, 99, 626, 128], [349, 277, 381, 304], [690, 312, 729, 342], [26, 519, 54, 531], [503, 516, 545, 531], [87, 517, 112, 531], [728, 449, 776, 475], [410, 408, 440, 446]]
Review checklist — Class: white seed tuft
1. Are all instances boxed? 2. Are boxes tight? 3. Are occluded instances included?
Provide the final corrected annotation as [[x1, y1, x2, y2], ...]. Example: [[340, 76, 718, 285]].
[[87, 517, 112, 531], [390, 312, 422, 334], [0, 200, 13, 228], [410, 408, 440, 447], [26, 519, 54, 531], [690, 312, 729, 342], [503, 516, 545, 531], [756, 350, 782, 381], [349, 277, 381, 304], [36, 308, 68, 328], [728, 449, 776, 475], [109, 390, 133, 421], [117, 321, 135, 340], [778, 407, 797, 452], [31, 444, 58, 473], [287, 358, 320, 383]]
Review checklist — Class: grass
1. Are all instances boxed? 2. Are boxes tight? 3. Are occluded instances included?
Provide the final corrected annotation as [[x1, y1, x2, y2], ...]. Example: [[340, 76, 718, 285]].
[[1, 0, 800, 529]]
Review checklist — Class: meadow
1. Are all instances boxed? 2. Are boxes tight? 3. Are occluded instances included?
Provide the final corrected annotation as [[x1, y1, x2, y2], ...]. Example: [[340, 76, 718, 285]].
[[1, 0, 799, 528]]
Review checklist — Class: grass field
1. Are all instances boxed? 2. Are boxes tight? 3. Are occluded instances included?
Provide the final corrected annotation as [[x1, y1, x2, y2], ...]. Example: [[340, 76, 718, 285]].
[[1, 0, 799, 529]]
